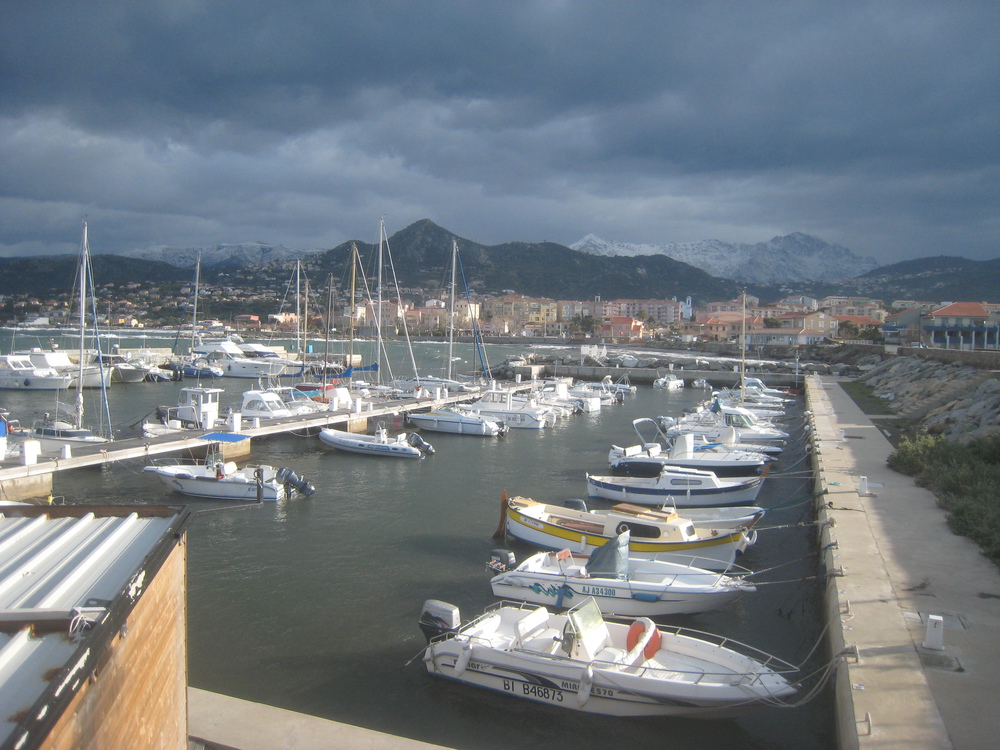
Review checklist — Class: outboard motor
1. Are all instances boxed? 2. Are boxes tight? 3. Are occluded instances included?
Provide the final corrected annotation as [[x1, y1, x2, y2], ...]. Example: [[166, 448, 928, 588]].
[[563, 498, 588, 512], [419, 599, 460, 643], [488, 549, 516, 574], [407, 432, 435, 455], [276, 466, 316, 497]]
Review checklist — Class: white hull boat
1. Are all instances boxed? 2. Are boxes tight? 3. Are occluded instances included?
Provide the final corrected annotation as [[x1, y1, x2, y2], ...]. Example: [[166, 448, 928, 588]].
[[653, 374, 684, 390], [406, 407, 507, 436], [591, 501, 765, 534], [0, 355, 72, 391], [143, 457, 314, 502], [503, 495, 753, 570], [318, 423, 435, 458], [609, 421, 772, 479], [586, 466, 764, 508], [488, 532, 755, 617], [419, 597, 797, 717], [26, 419, 108, 453]]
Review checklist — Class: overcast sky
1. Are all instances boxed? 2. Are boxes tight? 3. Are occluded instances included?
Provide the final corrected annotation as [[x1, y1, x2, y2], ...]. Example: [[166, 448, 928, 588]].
[[1, 1, 997, 265]]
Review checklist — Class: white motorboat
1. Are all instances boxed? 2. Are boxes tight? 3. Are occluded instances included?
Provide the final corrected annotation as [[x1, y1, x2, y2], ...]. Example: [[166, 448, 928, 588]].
[[240, 389, 295, 419], [653, 374, 684, 390], [586, 465, 765, 508], [193, 340, 288, 379], [609, 422, 772, 479], [660, 400, 789, 444], [318, 423, 435, 458], [0, 355, 72, 391], [419, 597, 797, 717], [488, 531, 755, 617], [266, 386, 330, 415], [503, 495, 753, 570], [143, 443, 314, 502], [406, 406, 507, 436], [144, 385, 227, 437], [464, 389, 555, 429], [21, 349, 112, 389]]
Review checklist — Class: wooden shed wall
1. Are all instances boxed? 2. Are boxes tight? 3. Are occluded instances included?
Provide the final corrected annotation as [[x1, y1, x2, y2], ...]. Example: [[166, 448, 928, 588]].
[[42, 537, 188, 750]]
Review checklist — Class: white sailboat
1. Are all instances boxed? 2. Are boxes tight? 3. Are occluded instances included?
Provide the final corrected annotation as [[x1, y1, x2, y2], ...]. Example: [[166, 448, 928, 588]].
[[27, 222, 111, 453]]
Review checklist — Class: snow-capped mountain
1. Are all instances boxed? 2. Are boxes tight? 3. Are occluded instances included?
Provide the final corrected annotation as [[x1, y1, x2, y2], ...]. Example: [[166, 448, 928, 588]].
[[117, 242, 322, 269], [571, 232, 879, 284]]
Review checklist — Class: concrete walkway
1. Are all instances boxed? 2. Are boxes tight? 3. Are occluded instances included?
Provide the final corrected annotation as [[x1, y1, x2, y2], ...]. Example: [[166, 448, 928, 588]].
[[188, 688, 450, 750], [809, 375, 1000, 749]]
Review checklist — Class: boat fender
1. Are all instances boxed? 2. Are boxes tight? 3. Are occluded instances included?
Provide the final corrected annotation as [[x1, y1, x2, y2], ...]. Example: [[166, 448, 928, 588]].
[[453, 642, 472, 676], [24, 379, 30, 387], [625, 618, 661, 661], [576, 664, 594, 707]]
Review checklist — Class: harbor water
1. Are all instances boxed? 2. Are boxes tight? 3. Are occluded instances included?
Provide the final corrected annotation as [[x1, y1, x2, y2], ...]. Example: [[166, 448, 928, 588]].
[[1, 331, 834, 749]]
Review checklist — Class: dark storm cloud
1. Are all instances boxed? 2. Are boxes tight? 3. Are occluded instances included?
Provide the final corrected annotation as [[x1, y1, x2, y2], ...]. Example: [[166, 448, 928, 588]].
[[1, 1, 998, 263]]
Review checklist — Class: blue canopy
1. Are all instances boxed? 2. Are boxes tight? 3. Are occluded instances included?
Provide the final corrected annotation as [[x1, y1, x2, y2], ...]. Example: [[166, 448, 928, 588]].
[[198, 432, 250, 443]]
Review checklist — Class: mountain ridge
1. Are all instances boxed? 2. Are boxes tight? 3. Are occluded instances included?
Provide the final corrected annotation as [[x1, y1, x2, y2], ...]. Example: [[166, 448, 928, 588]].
[[570, 232, 879, 284]]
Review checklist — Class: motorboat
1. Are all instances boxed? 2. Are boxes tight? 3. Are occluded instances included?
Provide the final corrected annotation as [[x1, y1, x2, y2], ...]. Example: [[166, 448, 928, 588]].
[[586, 465, 765, 508], [503, 495, 753, 570], [406, 406, 507, 436], [418, 596, 797, 717], [180, 357, 224, 379], [143, 439, 314, 502], [0, 355, 73, 390], [262, 386, 329, 415], [240, 390, 295, 420], [653, 374, 684, 390], [463, 389, 555, 429], [609, 421, 772, 479], [192, 340, 288, 379], [145, 386, 227, 437], [488, 531, 755, 617], [318, 423, 435, 458], [21, 348, 112, 389], [660, 399, 789, 444]]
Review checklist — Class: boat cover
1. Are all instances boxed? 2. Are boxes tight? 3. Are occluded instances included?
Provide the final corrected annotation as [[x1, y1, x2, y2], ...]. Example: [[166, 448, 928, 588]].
[[199, 432, 250, 443], [583, 531, 629, 579]]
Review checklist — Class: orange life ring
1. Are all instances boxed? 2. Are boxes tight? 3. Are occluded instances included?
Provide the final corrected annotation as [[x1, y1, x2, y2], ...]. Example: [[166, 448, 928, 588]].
[[626, 619, 661, 660]]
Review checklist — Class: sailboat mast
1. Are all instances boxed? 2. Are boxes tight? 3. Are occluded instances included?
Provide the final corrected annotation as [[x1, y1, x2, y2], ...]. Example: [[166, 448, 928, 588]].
[[448, 239, 457, 381], [76, 222, 88, 430], [324, 273, 333, 372], [349, 243, 357, 371], [740, 290, 747, 406], [295, 261, 302, 362], [191, 254, 201, 351], [376, 218, 384, 384]]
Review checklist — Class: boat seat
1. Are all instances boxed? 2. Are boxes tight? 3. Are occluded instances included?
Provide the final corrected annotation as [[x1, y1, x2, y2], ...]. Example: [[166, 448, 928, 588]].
[[463, 614, 504, 647], [514, 607, 556, 649]]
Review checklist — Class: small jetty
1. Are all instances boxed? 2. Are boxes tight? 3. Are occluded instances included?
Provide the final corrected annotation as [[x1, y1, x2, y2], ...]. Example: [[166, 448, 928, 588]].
[[0, 385, 532, 501]]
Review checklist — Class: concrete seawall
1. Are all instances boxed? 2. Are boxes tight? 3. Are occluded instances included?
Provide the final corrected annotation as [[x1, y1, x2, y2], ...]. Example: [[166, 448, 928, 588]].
[[804, 375, 1000, 749]]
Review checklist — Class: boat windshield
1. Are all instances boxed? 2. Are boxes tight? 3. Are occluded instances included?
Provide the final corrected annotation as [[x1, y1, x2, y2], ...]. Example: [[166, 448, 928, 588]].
[[566, 597, 605, 640]]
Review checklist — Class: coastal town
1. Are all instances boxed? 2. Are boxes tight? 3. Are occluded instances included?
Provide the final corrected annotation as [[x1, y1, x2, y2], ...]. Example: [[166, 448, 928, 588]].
[[4, 261, 999, 351]]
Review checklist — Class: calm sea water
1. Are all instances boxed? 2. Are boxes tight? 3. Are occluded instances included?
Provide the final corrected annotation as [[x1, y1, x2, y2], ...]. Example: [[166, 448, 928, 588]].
[[2, 331, 834, 749]]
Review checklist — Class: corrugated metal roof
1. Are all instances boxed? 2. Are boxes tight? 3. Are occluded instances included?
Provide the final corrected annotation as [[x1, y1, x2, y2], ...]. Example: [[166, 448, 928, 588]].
[[0, 506, 190, 750]]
